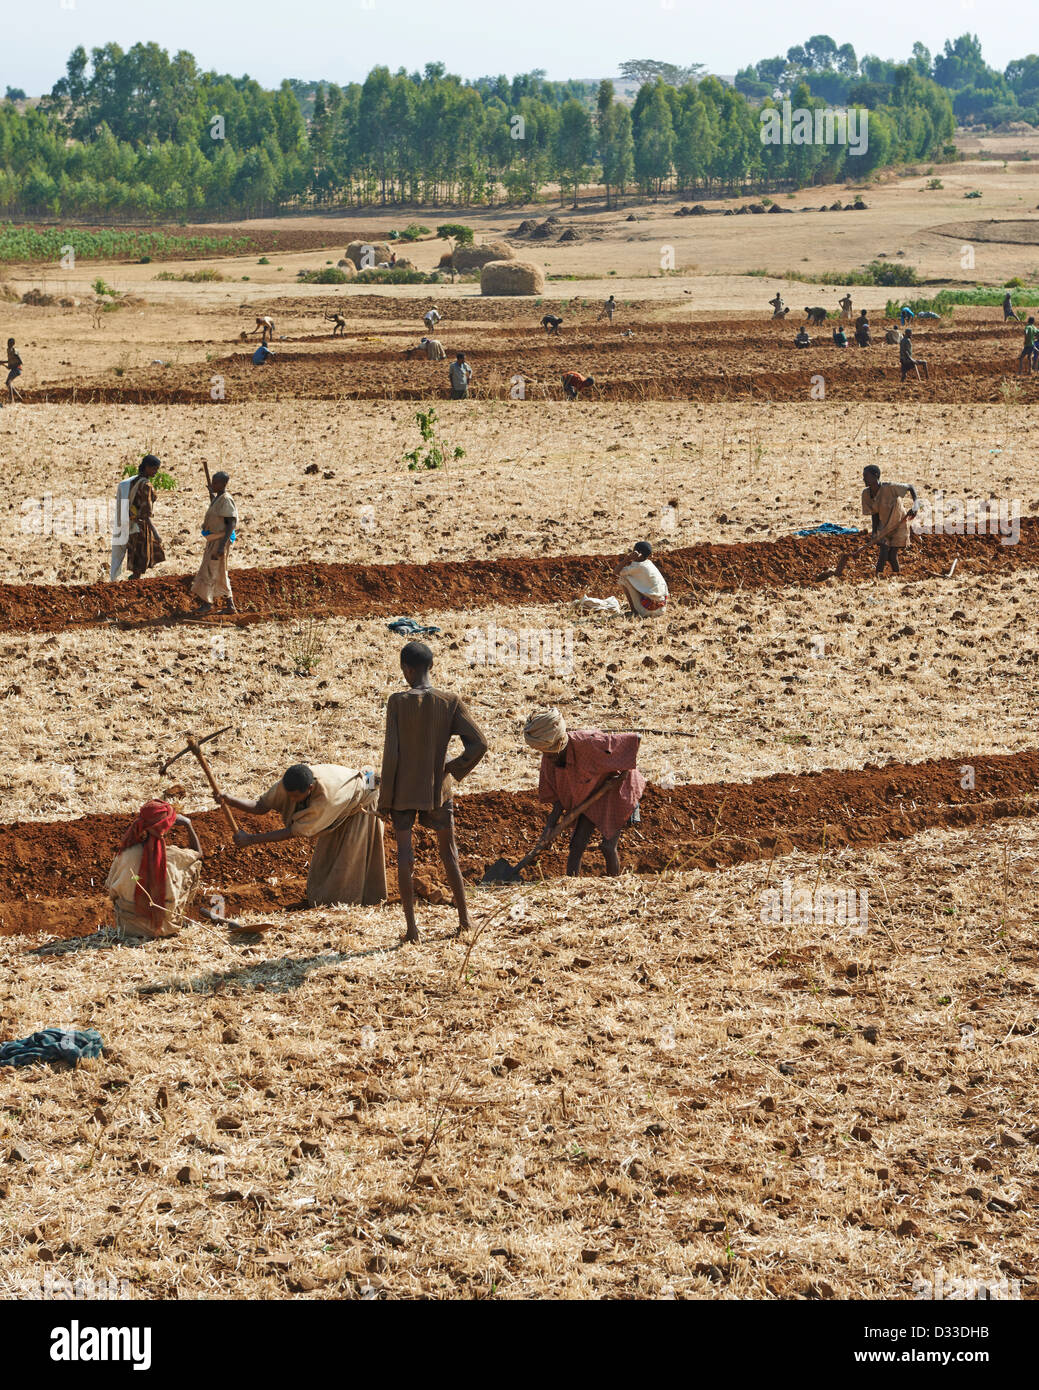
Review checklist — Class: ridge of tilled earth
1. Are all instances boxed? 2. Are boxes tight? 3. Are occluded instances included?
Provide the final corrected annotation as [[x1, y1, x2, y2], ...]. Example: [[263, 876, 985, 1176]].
[[3, 749, 1037, 939], [3, 523, 1036, 635]]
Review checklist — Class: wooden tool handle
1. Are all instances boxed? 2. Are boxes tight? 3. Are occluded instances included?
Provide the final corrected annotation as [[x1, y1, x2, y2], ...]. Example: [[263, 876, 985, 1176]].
[[203, 460, 213, 493], [189, 737, 239, 835], [517, 773, 625, 871]]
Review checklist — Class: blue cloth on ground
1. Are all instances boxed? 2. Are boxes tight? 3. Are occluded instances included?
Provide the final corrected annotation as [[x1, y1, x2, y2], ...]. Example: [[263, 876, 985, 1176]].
[[0, 1028, 104, 1068], [388, 617, 441, 636], [794, 523, 861, 537]]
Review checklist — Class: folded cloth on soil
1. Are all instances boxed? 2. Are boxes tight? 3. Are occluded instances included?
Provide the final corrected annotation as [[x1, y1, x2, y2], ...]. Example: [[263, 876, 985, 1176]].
[[793, 523, 861, 537], [388, 617, 441, 636], [0, 1028, 104, 1068], [572, 595, 622, 613]]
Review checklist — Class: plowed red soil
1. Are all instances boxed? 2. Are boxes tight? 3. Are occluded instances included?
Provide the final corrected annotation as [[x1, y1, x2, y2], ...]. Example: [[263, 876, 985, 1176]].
[[4, 749, 1037, 940], [25, 312, 1035, 404], [3, 522, 1036, 634]]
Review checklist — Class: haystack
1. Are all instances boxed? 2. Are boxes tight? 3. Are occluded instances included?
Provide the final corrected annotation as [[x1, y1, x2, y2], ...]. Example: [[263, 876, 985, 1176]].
[[452, 241, 514, 272], [335, 259, 358, 278], [481, 260, 545, 296], [346, 240, 392, 268]]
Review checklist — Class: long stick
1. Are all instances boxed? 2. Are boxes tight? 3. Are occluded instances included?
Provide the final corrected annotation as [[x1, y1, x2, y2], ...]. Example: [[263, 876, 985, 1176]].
[[516, 773, 623, 871], [188, 734, 239, 835], [202, 460, 213, 494]]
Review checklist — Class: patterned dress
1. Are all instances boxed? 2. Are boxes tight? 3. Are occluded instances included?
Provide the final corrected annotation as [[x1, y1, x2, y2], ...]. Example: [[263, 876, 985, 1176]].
[[126, 476, 166, 576]]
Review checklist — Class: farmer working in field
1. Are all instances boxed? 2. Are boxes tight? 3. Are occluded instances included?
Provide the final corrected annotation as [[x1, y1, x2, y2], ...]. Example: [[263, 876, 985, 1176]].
[[794, 326, 812, 348], [854, 310, 872, 347], [4, 338, 23, 404], [541, 314, 563, 334], [378, 641, 488, 944], [105, 801, 202, 939], [617, 541, 669, 618], [899, 328, 928, 382], [247, 315, 275, 343], [191, 470, 237, 615], [769, 293, 788, 319], [448, 352, 472, 399], [1003, 291, 1021, 323], [861, 465, 919, 577], [833, 325, 849, 347], [523, 710, 645, 879], [225, 764, 386, 908], [124, 454, 166, 581], [424, 306, 442, 332], [839, 293, 853, 322], [325, 312, 346, 337], [599, 294, 617, 323], [420, 336, 446, 360], [562, 370, 595, 400], [1018, 316, 1037, 375]]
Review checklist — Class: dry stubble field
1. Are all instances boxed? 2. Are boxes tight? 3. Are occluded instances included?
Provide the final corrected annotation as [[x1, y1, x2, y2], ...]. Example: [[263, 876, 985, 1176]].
[[1, 166, 1037, 1300]]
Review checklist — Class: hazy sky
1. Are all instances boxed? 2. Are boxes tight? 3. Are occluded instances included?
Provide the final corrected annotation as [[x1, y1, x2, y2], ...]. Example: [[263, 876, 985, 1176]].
[[4, 0, 1033, 94]]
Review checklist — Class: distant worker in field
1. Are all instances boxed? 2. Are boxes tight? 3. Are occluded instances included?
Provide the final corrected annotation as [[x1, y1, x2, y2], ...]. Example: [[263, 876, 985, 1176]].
[[191, 470, 237, 615], [805, 306, 827, 326], [562, 370, 596, 399], [899, 328, 928, 382], [794, 326, 812, 348], [839, 293, 853, 321], [422, 336, 446, 360], [1003, 291, 1021, 323], [1019, 316, 1037, 375], [854, 310, 872, 347], [523, 710, 646, 879], [616, 541, 669, 619], [541, 313, 563, 334], [325, 312, 346, 337], [125, 454, 166, 581], [4, 338, 23, 404], [379, 640, 488, 944], [424, 306, 442, 332], [252, 342, 274, 365], [226, 764, 386, 908], [899, 305, 914, 328], [599, 294, 617, 323], [861, 464, 918, 577], [106, 801, 202, 939], [832, 324, 848, 347], [769, 293, 789, 319], [448, 352, 472, 399], [249, 315, 275, 343]]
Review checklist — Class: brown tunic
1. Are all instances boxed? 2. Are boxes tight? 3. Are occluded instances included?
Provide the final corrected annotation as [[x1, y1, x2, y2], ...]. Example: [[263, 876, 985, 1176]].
[[862, 482, 914, 550], [379, 686, 488, 812]]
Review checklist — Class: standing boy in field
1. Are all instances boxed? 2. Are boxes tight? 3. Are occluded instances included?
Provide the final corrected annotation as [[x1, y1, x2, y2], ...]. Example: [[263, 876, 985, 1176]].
[[191, 470, 237, 614], [379, 641, 488, 944], [448, 352, 472, 399], [1018, 316, 1037, 376], [599, 294, 616, 323], [5, 338, 23, 404]]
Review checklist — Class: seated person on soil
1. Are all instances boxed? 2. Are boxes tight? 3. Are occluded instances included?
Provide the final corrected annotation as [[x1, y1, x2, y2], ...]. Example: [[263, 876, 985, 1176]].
[[125, 454, 166, 581], [794, 326, 812, 348], [523, 710, 645, 879], [379, 641, 488, 944], [226, 764, 386, 908], [252, 342, 274, 365], [899, 328, 928, 381], [106, 801, 202, 939], [541, 314, 563, 334], [832, 325, 848, 347], [617, 541, 669, 618], [854, 310, 871, 346], [562, 370, 595, 399], [191, 470, 237, 615], [862, 465, 918, 577]]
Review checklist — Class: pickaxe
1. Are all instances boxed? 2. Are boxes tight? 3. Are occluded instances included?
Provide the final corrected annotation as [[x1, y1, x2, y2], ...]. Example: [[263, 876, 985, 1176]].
[[160, 726, 239, 836]]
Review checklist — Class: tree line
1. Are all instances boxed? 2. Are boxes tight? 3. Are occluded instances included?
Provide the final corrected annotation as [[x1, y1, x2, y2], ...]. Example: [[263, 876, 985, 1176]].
[[0, 41, 959, 220]]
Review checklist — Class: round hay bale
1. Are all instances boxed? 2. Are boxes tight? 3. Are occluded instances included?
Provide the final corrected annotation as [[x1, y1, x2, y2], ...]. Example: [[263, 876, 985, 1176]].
[[530, 222, 554, 239], [452, 241, 515, 272], [346, 240, 392, 268], [335, 259, 358, 277], [393, 257, 416, 271], [481, 260, 545, 296], [515, 219, 537, 234], [557, 227, 580, 242]]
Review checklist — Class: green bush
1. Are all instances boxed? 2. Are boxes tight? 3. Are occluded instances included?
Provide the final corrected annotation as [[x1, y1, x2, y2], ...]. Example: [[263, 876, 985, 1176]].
[[887, 286, 1039, 318], [298, 267, 350, 284], [354, 267, 437, 284], [436, 223, 474, 247], [398, 223, 431, 242], [122, 461, 177, 490]]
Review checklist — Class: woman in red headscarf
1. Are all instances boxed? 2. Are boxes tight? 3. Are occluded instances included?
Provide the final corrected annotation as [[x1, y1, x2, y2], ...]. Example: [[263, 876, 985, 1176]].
[[105, 801, 203, 938]]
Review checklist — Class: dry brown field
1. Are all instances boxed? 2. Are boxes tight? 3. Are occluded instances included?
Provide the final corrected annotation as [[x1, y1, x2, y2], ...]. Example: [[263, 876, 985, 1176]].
[[0, 161, 1037, 1301]]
